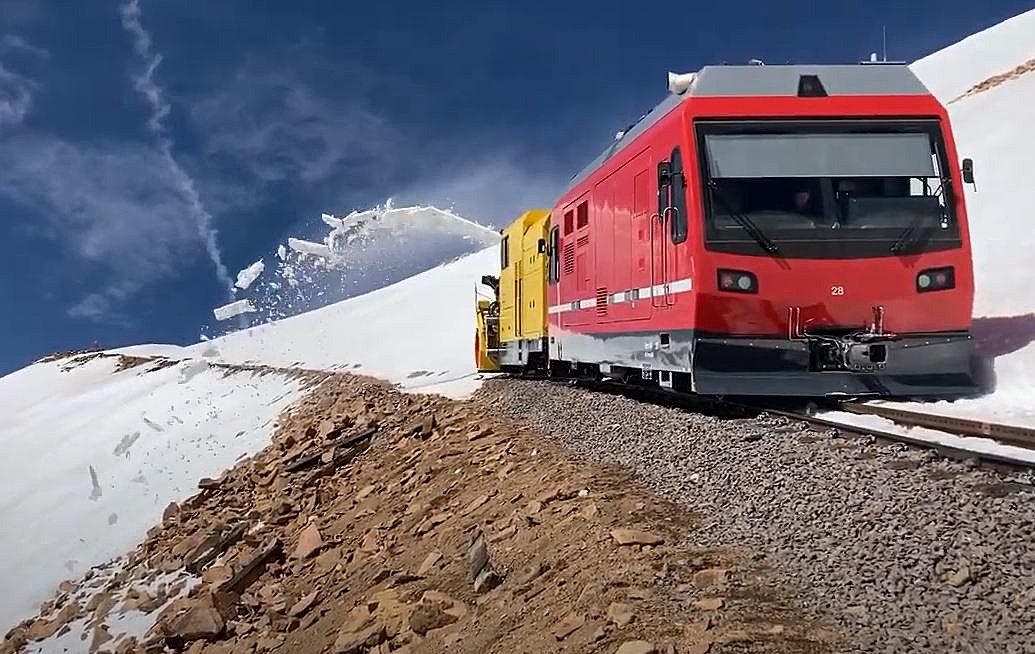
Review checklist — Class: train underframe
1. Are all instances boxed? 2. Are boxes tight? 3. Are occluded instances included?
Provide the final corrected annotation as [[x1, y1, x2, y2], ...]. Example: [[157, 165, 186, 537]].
[[485, 328, 986, 401]]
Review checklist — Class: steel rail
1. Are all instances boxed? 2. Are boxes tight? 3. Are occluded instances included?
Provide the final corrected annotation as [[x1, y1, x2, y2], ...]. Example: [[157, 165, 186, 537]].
[[840, 403, 1035, 449]]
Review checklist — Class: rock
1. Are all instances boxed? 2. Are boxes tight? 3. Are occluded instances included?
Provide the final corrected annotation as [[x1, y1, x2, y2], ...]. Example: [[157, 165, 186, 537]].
[[421, 591, 467, 620], [474, 568, 502, 593], [692, 568, 728, 588], [516, 561, 548, 585], [360, 530, 380, 553], [489, 525, 517, 543], [355, 484, 377, 501], [607, 602, 636, 627], [332, 623, 386, 654], [581, 503, 599, 519], [408, 602, 458, 636], [288, 591, 319, 618], [550, 612, 585, 640], [946, 567, 971, 587], [318, 418, 341, 439], [201, 565, 233, 586], [590, 624, 607, 642], [162, 502, 180, 523], [165, 594, 225, 642], [468, 534, 489, 581], [610, 529, 664, 546], [89, 625, 112, 653], [467, 425, 493, 441], [292, 523, 323, 559], [615, 641, 655, 654], [417, 550, 443, 575], [693, 597, 725, 611], [463, 494, 490, 515]]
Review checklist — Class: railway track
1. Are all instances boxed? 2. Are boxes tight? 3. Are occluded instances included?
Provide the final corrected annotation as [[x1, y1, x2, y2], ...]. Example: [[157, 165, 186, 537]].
[[515, 373, 1035, 469]]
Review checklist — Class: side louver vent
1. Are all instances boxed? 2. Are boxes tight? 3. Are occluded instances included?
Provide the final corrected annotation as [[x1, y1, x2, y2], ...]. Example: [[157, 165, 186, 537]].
[[563, 243, 576, 275], [577, 234, 590, 248], [596, 287, 609, 317]]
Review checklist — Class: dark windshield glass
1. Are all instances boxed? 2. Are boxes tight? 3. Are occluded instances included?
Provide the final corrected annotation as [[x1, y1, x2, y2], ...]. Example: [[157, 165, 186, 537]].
[[697, 120, 961, 259]]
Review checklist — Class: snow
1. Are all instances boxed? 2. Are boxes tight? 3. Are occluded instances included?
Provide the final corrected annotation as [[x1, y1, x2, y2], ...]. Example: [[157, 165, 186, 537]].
[[0, 356, 301, 630], [234, 259, 265, 290], [287, 237, 331, 259], [820, 411, 1035, 466], [911, 8, 1035, 101], [212, 298, 255, 321], [862, 11, 1035, 430], [184, 246, 500, 398]]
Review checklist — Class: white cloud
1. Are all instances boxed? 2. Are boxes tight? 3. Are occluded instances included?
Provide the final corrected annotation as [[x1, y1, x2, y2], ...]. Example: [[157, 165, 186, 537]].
[[190, 66, 399, 185], [0, 134, 202, 320], [0, 61, 31, 127], [0, 34, 48, 59], [119, 0, 233, 296]]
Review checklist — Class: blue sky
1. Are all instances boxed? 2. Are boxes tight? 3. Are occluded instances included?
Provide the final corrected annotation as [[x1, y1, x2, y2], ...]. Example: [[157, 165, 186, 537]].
[[0, 0, 1030, 374]]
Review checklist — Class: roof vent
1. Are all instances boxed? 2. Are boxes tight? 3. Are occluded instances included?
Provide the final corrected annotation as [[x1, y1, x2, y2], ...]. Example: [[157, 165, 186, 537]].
[[797, 74, 827, 97], [668, 71, 696, 95]]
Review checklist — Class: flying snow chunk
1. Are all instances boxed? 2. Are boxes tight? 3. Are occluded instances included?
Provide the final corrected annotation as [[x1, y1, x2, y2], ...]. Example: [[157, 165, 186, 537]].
[[213, 299, 256, 321], [321, 212, 344, 229], [277, 245, 287, 261], [287, 237, 331, 259], [234, 259, 265, 290]]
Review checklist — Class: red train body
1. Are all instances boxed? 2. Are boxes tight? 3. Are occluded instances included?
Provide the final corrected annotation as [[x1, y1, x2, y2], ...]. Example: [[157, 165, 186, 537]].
[[543, 64, 979, 398]]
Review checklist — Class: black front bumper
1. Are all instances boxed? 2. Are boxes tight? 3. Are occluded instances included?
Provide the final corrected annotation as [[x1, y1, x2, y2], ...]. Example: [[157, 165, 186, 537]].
[[692, 332, 978, 398]]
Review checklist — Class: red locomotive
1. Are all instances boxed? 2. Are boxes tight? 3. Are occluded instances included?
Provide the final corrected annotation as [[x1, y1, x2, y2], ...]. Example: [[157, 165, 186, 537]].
[[481, 63, 981, 398]]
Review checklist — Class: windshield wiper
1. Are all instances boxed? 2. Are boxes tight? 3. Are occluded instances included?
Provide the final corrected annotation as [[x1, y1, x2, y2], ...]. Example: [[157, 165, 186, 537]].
[[707, 181, 779, 254], [890, 179, 946, 254]]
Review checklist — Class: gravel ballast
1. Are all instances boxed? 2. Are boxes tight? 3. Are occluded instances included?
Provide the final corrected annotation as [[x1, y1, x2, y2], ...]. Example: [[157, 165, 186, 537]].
[[477, 379, 1035, 654]]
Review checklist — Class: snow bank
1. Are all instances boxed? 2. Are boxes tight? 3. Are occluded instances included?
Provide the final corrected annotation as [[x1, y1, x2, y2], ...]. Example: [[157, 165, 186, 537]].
[[186, 246, 500, 398], [0, 357, 301, 629]]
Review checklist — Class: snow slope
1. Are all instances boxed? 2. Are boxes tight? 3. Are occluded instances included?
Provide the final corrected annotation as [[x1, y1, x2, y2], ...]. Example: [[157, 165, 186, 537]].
[[0, 357, 301, 630], [188, 246, 500, 398], [873, 7, 1035, 426], [911, 9, 1035, 101]]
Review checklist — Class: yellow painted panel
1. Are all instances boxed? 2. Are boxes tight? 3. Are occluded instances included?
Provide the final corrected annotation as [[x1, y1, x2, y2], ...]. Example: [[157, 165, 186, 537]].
[[499, 209, 550, 343]]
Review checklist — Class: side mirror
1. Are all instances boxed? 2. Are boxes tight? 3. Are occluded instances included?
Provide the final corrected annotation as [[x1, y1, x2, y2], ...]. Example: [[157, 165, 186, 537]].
[[537, 238, 546, 254], [961, 157, 975, 185]]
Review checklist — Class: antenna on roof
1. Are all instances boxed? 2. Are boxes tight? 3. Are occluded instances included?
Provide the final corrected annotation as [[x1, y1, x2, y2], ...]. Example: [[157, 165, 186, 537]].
[[883, 25, 888, 62]]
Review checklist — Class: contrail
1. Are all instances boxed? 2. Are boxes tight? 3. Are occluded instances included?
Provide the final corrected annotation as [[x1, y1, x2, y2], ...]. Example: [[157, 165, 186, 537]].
[[119, 0, 234, 296]]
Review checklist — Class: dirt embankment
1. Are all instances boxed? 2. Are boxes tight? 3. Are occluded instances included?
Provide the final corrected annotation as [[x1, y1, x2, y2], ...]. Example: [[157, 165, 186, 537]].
[[3, 372, 835, 654]]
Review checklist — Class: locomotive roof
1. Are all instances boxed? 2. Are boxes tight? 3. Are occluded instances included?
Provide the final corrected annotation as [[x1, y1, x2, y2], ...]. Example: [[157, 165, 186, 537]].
[[565, 63, 932, 193]]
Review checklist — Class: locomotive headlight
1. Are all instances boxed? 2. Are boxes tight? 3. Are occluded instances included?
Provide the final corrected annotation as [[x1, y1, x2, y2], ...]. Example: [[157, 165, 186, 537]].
[[717, 269, 758, 294], [916, 266, 955, 293]]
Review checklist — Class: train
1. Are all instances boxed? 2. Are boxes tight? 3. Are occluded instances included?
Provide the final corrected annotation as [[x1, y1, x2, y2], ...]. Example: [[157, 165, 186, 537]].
[[475, 63, 984, 399]]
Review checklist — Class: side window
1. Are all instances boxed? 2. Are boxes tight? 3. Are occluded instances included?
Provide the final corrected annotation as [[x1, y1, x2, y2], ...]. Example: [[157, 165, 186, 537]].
[[563, 211, 574, 235], [500, 235, 509, 268], [548, 227, 560, 283], [576, 201, 589, 229], [670, 147, 688, 244]]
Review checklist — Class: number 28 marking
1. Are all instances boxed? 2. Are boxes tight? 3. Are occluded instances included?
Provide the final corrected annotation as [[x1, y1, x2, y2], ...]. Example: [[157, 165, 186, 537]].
[[830, 285, 845, 296]]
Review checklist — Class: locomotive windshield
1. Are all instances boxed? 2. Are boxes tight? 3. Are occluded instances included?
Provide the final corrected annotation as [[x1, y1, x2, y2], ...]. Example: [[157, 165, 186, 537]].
[[696, 120, 962, 259]]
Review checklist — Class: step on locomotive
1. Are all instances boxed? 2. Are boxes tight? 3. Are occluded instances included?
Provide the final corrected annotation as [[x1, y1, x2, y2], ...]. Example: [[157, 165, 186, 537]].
[[476, 63, 984, 399]]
